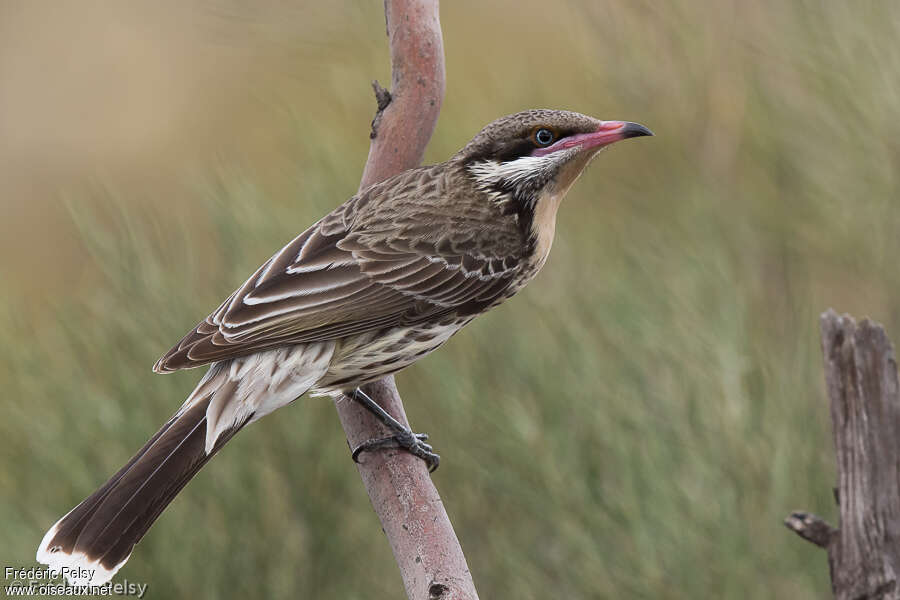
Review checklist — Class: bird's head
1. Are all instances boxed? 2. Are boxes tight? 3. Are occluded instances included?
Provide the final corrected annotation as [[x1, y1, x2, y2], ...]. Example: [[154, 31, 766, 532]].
[[458, 109, 652, 212]]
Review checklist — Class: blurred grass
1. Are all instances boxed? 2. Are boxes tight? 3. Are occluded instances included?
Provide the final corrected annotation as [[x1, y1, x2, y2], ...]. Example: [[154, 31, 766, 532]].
[[2, 0, 900, 598]]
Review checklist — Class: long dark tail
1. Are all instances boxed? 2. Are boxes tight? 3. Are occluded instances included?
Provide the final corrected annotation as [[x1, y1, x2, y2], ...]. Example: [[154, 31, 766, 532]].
[[36, 393, 247, 585]]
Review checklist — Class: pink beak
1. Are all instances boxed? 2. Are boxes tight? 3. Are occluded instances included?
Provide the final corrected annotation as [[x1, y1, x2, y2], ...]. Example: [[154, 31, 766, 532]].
[[532, 121, 653, 157]]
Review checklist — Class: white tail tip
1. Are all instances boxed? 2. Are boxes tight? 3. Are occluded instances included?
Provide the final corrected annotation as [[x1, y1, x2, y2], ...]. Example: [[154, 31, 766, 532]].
[[36, 512, 130, 586]]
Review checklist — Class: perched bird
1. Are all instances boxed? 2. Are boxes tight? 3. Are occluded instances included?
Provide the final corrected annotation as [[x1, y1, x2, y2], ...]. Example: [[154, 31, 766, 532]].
[[37, 109, 651, 585]]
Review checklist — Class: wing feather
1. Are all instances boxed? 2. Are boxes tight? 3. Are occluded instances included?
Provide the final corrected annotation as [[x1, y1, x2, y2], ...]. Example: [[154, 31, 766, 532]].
[[154, 173, 524, 373]]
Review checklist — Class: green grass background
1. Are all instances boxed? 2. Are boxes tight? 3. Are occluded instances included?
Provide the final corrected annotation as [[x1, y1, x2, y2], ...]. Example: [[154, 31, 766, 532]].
[[3, 1, 900, 598]]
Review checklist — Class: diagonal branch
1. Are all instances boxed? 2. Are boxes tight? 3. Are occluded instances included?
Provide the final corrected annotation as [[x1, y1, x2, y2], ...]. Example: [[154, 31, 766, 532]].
[[332, 2, 479, 599]]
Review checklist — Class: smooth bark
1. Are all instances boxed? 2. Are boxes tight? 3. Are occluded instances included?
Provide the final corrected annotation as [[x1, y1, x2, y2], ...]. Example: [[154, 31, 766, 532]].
[[333, 2, 479, 599]]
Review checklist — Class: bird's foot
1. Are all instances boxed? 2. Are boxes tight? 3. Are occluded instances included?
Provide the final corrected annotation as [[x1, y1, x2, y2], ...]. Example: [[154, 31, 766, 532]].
[[351, 430, 440, 472], [347, 387, 441, 472]]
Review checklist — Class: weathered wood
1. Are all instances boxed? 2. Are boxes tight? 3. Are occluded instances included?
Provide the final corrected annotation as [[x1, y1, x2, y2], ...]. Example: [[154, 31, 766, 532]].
[[786, 310, 900, 600], [332, 2, 480, 600], [785, 511, 837, 549]]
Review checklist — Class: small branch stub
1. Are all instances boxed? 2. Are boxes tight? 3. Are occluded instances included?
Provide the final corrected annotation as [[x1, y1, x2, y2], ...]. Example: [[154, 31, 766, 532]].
[[786, 310, 900, 600], [369, 80, 393, 139], [784, 511, 836, 549]]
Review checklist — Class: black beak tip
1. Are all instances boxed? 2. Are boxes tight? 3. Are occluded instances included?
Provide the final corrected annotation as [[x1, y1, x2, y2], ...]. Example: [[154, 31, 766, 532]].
[[622, 122, 654, 139]]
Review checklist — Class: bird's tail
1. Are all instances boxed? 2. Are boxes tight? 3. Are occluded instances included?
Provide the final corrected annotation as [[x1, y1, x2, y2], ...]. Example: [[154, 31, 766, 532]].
[[36, 345, 333, 586], [35, 370, 250, 586]]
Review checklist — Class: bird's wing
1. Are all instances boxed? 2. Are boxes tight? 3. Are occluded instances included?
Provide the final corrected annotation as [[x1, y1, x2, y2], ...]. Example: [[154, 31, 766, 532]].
[[154, 177, 523, 372]]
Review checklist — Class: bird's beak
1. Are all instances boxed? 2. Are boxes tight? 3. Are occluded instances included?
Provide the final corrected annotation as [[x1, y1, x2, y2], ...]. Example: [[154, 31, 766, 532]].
[[532, 121, 653, 157]]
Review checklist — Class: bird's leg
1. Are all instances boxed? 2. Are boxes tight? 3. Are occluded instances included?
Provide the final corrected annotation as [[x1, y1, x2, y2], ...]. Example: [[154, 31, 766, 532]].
[[348, 387, 440, 472]]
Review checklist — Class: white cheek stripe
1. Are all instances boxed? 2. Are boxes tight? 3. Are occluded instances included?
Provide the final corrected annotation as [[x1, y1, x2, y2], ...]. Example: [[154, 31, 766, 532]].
[[468, 155, 558, 189]]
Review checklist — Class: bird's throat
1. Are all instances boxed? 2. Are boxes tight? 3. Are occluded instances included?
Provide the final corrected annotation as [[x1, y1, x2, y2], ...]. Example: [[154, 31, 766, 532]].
[[524, 153, 594, 266], [527, 188, 564, 268]]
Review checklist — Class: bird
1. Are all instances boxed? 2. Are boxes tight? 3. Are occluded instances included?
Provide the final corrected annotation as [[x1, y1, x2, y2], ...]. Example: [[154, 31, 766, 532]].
[[36, 108, 651, 585]]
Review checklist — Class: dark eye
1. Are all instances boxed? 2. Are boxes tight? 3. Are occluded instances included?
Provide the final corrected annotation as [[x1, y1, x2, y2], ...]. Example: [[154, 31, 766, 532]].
[[534, 128, 555, 146]]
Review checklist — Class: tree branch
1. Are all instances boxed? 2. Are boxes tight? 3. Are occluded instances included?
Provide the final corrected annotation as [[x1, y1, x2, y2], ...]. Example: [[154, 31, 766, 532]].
[[333, 2, 479, 599], [359, 0, 445, 186]]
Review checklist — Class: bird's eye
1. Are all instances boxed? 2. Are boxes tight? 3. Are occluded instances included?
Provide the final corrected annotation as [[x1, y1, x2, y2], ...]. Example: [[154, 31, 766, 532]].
[[534, 128, 555, 147]]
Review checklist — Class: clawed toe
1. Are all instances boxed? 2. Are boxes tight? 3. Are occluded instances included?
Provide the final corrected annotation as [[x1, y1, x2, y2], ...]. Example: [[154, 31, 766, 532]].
[[351, 431, 440, 472], [346, 387, 441, 471]]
